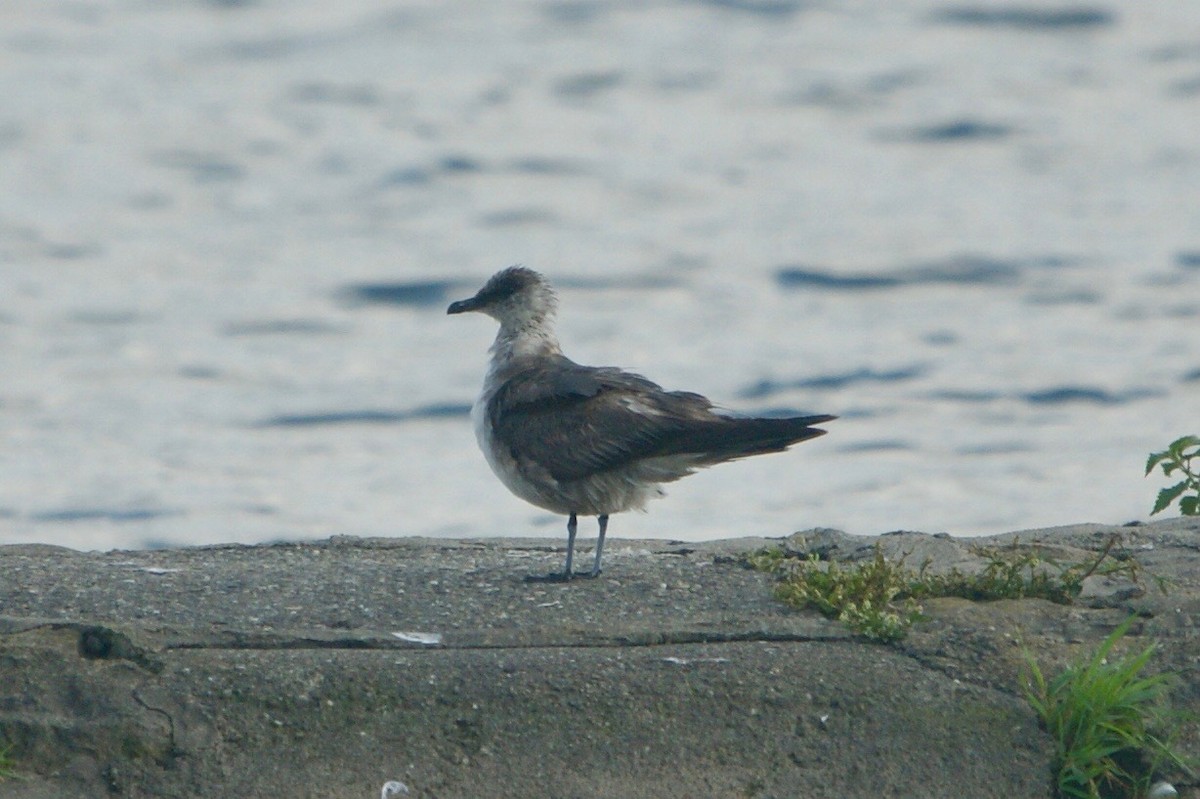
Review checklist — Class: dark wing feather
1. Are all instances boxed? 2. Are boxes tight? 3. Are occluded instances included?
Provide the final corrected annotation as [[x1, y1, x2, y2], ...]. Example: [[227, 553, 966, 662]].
[[489, 357, 714, 482]]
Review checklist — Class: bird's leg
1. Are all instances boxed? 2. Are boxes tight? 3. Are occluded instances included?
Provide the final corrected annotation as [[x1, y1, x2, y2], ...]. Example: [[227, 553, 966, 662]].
[[562, 512, 578, 579], [523, 513, 580, 583], [590, 514, 608, 577]]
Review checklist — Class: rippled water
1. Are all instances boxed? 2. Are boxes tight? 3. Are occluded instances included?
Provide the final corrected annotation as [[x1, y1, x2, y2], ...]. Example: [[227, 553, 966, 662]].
[[2, 0, 1198, 550]]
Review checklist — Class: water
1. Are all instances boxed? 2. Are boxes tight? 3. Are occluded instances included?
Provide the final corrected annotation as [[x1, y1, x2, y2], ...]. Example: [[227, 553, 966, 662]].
[[1, 0, 1198, 551]]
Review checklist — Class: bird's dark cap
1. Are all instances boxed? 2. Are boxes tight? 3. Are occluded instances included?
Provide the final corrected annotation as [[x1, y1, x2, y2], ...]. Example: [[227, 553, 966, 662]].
[[447, 266, 548, 315]]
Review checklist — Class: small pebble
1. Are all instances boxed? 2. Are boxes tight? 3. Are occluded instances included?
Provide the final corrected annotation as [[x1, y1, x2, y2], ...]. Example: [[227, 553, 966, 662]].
[[381, 780, 410, 798]]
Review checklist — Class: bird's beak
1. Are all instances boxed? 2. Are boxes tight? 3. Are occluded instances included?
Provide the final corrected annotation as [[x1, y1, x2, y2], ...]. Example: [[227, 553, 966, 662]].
[[447, 296, 481, 315]]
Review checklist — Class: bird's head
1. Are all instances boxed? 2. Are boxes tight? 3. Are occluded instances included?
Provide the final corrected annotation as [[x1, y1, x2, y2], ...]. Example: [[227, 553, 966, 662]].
[[447, 266, 558, 330]]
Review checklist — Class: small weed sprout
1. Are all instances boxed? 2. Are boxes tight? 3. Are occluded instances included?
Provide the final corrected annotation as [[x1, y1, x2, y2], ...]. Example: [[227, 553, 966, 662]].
[[1146, 435, 1200, 516], [1024, 618, 1192, 799], [0, 740, 17, 782]]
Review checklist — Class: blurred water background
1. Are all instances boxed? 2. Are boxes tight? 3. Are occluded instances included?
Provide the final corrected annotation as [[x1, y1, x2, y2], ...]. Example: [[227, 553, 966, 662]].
[[1, 0, 1198, 551]]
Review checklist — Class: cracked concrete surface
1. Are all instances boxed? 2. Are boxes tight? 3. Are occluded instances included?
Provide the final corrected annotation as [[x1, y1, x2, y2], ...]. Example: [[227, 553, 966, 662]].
[[1, 518, 1198, 797]]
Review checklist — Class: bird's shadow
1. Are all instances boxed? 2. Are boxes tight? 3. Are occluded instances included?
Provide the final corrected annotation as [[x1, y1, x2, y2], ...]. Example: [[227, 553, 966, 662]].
[[523, 571, 602, 584]]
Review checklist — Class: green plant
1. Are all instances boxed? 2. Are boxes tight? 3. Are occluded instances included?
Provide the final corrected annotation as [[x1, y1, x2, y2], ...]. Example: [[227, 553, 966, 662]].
[[0, 740, 16, 782], [914, 535, 1140, 604], [750, 545, 923, 642], [1146, 435, 1200, 516], [1024, 618, 1191, 799], [750, 538, 1137, 641]]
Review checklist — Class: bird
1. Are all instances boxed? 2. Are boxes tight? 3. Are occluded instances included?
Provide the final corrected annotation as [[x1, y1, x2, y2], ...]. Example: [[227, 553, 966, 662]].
[[447, 266, 835, 581]]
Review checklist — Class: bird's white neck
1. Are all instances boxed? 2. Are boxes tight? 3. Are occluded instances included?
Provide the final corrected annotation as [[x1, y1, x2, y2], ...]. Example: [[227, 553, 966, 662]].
[[488, 319, 563, 370]]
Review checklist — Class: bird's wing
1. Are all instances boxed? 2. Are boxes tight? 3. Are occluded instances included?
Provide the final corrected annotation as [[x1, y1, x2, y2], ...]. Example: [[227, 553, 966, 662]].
[[489, 358, 714, 482]]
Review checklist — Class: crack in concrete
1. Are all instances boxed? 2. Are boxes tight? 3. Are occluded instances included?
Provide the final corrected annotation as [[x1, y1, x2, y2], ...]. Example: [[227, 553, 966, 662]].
[[131, 687, 179, 760], [5, 616, 846, 656], [159, 627, 849, 652]]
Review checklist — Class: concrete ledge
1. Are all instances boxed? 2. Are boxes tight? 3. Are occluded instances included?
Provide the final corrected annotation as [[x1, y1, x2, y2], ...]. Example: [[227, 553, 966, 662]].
[[2, 518, 1198, 798]]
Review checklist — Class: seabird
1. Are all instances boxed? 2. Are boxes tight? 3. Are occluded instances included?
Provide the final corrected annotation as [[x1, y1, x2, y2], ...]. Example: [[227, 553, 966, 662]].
[[448, 266, 835, 581]]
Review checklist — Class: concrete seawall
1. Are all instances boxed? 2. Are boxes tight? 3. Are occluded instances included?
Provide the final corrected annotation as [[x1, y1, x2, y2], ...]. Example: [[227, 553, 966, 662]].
[[2, 517, 1198, 798]]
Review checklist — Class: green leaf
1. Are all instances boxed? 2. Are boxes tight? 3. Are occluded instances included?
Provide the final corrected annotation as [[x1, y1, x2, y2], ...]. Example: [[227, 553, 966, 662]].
[[1161, 461, 1180, 477], [1181, 495, 1199, 516], [1152, 481, 1189, 515], [1168, 434, 1200, 452], [1145, 452, 1166, 475]]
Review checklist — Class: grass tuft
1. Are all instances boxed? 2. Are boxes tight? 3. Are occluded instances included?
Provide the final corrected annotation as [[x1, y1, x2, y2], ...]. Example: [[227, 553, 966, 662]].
[[1023, 618, 1192, 799]]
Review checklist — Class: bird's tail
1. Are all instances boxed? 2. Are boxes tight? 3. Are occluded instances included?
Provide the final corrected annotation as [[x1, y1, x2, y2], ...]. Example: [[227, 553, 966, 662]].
[[674, 414, 837, 463]]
